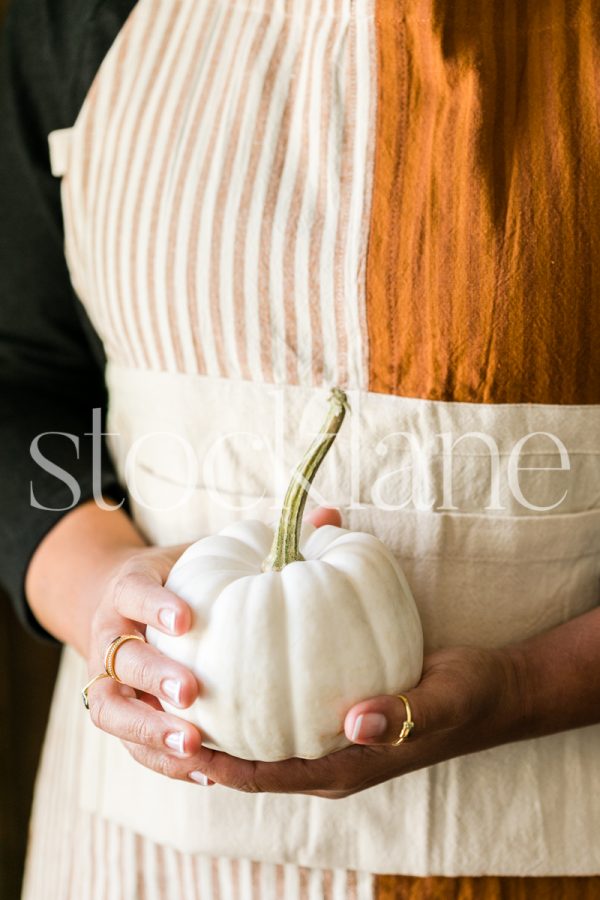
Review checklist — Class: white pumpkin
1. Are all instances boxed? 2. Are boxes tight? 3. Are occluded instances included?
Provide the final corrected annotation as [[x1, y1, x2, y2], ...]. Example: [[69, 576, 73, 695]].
[[146, 390, 424, 761]]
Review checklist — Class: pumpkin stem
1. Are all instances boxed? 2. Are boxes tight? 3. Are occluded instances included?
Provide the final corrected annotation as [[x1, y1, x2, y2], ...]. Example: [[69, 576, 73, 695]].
[[262, 387, 348, 572]]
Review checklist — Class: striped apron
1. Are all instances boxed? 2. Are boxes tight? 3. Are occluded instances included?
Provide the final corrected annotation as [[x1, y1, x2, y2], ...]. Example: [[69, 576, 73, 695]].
[[23, 0, 600, 896]]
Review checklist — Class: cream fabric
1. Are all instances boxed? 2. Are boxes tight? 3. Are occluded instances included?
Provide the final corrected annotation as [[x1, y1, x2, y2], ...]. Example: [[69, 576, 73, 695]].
[[47, 365, 599, 875]]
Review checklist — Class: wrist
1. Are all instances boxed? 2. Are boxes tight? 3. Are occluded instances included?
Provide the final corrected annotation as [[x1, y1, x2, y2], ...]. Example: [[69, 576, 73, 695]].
[[449, 646, 533, 754], [26, 499, 145, 655], [491, 644, 533, 745]]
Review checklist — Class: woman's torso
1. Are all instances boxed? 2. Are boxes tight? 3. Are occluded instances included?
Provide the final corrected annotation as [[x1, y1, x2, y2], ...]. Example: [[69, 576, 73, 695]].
[[45, 0, 600, 875]]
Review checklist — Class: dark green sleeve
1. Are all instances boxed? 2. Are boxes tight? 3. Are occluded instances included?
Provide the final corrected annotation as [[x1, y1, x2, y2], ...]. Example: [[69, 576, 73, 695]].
[[0, 0, 135, 642]]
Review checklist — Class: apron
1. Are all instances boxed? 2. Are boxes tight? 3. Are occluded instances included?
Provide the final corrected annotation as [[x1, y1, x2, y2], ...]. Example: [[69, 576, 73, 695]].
[[44, 0, 600, 875], [40, 369, 600, 874]]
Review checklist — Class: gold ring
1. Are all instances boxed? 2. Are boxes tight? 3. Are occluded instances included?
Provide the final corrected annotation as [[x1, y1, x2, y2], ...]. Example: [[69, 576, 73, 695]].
[[104, 633, 146, 683], [391, 693, 414, 745], [81, 672, 111, 710]]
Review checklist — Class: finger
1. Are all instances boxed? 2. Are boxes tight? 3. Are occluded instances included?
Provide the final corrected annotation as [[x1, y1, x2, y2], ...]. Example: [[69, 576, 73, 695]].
[[350, 650, 491, 747], [344, 693, 421, 746], [150, 544, 190, 581], [106, 637, 200, 709], [88, 681, 202, 756], [124, 739, 394, 796], [305, 506, 342, 528], [122, 740, 215, 785], [112, 570, 192, 635], [185, 744, 377, 795]]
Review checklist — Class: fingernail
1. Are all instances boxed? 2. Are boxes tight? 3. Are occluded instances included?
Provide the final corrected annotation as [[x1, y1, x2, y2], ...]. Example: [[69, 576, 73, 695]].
[[165, 731, 186, 754], [189, 772, 213, 786], [351, 713, 387, 741], [159, 608, 177, 633], [161, 678, 182, 705]]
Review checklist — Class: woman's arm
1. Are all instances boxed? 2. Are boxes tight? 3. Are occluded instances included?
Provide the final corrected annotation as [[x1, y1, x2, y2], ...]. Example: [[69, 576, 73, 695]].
[[506, 605, 600, 739], [1, 0, 216, 779], [0, 0, 127, 640], [24, 501, 145, 658], [0, 0, 136, 643]]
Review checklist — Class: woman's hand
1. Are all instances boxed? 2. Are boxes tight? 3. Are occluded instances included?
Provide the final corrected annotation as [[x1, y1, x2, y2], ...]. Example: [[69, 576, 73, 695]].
[[85, 506, 350, 783], [26, 499, 209, 778], [85, 543, 207, 773], [142, 642, 521, 796]]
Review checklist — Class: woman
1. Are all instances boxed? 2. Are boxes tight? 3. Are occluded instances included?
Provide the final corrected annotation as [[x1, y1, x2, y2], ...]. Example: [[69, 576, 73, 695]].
[[1, 0, 599, 897]]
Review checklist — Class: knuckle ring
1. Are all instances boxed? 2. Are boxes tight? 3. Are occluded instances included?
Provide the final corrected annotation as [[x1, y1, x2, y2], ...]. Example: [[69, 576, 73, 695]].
[[104, 633, 147, 683], [81, 672, 111, 710], [391, 693, 415, 745]]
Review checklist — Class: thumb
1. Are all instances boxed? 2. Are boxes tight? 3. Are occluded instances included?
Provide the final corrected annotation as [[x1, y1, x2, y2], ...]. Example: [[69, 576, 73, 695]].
[[344, 649, 492, 746], [305, 506, 342, 528], [344, 693, 419, 746]]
